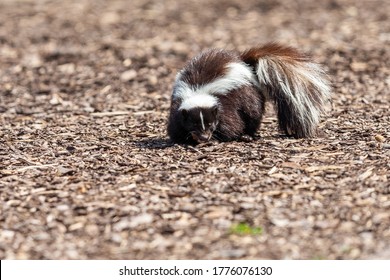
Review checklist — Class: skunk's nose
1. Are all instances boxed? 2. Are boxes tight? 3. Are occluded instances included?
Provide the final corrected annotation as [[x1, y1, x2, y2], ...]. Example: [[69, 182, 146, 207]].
[[191, 132, 211, 143], [198, 134, 209, 142]]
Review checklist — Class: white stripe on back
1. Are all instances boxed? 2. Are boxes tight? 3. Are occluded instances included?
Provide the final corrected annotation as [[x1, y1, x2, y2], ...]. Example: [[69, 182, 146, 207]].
[[173, 62, 257, 110]]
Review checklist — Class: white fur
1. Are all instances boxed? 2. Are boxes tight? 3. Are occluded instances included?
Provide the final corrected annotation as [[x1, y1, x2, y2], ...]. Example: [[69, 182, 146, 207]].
[[256, 57, 331, 134], [179, 94, 218, 110], [201, 62, 257, 95], [200, 111, 205, 130], [173, 62, 257, 110], [173, 80, 194, 100]]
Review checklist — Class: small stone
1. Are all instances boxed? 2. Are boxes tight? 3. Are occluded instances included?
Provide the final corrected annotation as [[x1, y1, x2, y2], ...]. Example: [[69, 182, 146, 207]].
[[113, 213, 153, 231], [49, 93, 63, 105], [32, 232, 50, 241], [57, 166, 74, 176], [111, 233, 122, 244], [130, 213, 153, 228], [23, 53, 43, 68], [350, 62, 368, 72], [85, 224, 100, 236], [69, 222, 84, 231], [123, 59, 132, 67], [56, 204, 70, 211], [271, 218, 289, 227], [339, 221, 355, 231], [206, 166, 218, 174], [120, 69, 137, 81], [65, 249, 79, 259], [349, 248, 361, 259], [100, 12, 120, 25], [1, 230, 15, 240], [374, 134, 385, 142], [172, 42, 189, 54], [118, 183, 137, 191], [58, 63, 76, 74], [100, 85, 112, 94], [148, 75, 158, 85]]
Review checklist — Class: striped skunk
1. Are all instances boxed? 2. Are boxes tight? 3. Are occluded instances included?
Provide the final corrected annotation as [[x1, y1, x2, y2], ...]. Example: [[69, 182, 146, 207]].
[[167, 43, 331, 144]]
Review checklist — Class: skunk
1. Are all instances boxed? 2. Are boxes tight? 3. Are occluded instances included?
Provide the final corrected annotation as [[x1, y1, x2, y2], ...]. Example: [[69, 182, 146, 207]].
[[167, 43, 331, 144]]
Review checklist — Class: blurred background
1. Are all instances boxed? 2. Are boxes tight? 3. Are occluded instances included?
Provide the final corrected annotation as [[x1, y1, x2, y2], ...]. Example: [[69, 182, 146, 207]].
[[1, 0, 388, 114]]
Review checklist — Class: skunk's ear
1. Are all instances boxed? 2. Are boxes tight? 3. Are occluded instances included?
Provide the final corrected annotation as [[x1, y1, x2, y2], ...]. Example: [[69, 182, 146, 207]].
[[212, 105, 218, 117], [181, 109, 188, 119]]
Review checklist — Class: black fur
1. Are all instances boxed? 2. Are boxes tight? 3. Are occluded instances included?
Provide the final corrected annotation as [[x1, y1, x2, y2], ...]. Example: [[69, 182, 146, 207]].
[[214, 86, 264, 142], [167, 85, 264, 144]]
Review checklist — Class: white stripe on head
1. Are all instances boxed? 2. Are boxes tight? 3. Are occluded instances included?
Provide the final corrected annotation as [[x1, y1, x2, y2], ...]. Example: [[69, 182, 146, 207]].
[[178, 94, 218, 111], [199, 111, 205, 130]]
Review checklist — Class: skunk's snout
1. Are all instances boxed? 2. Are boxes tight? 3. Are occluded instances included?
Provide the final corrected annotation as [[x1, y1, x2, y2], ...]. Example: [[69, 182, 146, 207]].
[[191, 131, 212, 143], [198, 134, 210, 142]]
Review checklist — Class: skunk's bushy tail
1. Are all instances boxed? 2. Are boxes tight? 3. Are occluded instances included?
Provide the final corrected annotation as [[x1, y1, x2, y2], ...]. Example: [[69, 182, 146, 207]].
[[241, 43, 331, 138]]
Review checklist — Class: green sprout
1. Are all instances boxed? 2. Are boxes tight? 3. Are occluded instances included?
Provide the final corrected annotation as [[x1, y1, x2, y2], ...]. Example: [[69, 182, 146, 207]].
[[230, 223, 263, 236]]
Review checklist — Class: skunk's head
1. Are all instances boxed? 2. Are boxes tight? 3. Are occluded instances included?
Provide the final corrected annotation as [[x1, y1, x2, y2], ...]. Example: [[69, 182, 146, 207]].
[[177, 93, 220, 143], [180, 105, 219, 143]]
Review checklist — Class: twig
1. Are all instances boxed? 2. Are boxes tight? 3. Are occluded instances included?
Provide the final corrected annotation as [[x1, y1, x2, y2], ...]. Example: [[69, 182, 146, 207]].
[[15, 163, 58, 172], [91, 110, 159, 117], [91, 111, 130, 117], [133, 110, 158, 116]]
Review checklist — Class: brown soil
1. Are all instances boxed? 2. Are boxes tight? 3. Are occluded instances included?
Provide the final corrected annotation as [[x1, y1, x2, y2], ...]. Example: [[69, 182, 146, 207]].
[[0, 0, 389, 259]]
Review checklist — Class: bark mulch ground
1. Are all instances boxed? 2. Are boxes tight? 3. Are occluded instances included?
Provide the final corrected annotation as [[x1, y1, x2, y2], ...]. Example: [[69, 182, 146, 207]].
[[0, 0, 389, 259]]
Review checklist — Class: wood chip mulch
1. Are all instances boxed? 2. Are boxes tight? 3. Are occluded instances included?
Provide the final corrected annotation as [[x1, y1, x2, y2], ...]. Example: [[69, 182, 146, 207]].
[[0, 0, 389, 259]]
